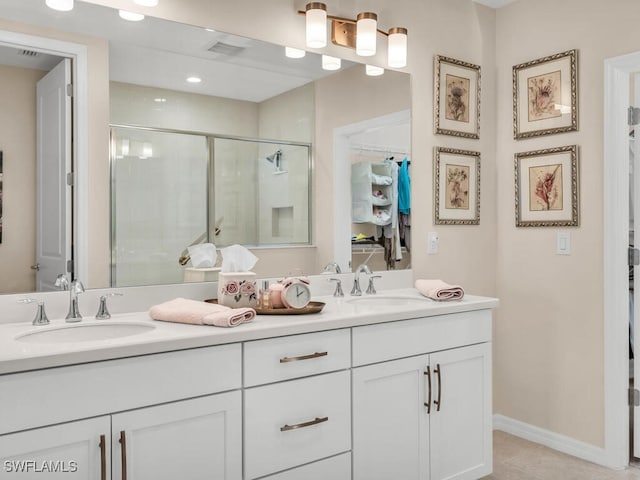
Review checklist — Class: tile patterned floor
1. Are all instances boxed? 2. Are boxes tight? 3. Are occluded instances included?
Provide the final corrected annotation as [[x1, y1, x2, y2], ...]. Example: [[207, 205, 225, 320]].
[[483, 431, 640, 480]]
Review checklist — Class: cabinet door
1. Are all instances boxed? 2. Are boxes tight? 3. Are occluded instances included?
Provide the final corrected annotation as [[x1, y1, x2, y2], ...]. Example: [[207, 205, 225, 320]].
[[352, 355, 430, 480], [429, 343, 492, 480], [112, 391, 241, 480], [0, 416, 110, 480]]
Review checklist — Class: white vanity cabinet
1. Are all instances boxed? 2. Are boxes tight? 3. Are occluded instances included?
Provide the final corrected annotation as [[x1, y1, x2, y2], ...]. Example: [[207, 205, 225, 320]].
[[352, 310, 493, 480], [243, 330, 352, 479], [0, 417, 110, 480]]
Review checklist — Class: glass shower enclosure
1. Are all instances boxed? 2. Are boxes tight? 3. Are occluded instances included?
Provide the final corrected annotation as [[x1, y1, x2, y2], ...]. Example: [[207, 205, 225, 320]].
[[110, 126, 311, 287]]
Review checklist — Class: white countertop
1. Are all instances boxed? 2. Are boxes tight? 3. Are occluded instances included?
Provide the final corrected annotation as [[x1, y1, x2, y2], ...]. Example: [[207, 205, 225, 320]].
[[0, 289, 498, 375]]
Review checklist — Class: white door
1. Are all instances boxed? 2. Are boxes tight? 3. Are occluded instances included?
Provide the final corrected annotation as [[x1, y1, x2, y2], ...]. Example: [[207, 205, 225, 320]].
[[352, 354, 430, 480], [36, 58, 72, 291], [429, 343, 492, 480], [0, 416, 110, 480], [111, 392, 242, 480], [632, 83, 640, 458]]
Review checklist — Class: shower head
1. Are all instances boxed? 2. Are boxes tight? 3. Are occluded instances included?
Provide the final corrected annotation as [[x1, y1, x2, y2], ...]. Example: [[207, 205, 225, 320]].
[[265, 149, 287, 174]]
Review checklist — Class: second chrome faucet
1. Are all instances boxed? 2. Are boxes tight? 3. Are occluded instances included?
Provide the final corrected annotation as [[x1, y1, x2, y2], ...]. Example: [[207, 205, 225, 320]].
[[66, 280, 85, 322]]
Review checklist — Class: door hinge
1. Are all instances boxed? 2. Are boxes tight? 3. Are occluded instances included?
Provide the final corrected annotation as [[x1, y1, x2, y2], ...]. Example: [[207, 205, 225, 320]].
[[66, 83, 73, 97], [67, 260, 74, 275], [629, 247, 639, 266], [629, 388, 640, 407], [67, 172, 74, 186]]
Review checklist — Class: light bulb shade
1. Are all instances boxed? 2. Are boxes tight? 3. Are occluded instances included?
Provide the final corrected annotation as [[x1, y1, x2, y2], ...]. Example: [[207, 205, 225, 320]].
[[366, 65, 384, 76], [119, 10, 145, 21], [305, 3, 327, 49], [133, 0, 159, 6], [322, 55, 341, 71], [356, 12, 377, 57], [387, 27, 408, 68], [46, 0, 74, 11], [285, 47, 306, 59]]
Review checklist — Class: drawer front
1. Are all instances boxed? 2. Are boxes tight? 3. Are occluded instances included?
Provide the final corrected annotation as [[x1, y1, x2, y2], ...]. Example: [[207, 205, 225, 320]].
[[352, 309, 492, 366], [0, 344, 241, 435], [262, 453, 351, 480], [244, 371, 351, 479], [244, 329, 350, 387]]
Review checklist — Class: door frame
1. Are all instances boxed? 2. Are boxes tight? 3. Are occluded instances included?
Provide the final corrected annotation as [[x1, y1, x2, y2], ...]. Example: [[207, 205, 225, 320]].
[[603, 51, 640, 469], [0, 30, 88, 282]]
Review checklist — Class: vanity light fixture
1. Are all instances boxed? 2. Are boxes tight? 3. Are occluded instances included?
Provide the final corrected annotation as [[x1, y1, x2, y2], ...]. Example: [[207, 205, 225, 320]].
[[285, 47, 306, 59], [133, 0, 159, 6], [119, 10, 145, 21], [186, 76, 202, 83], [299, 3, 408, 68], [321, 55, 341, 71], [305, 2, 327, 48], [365, 64, 384, 76], [46, 0, 74, 11]]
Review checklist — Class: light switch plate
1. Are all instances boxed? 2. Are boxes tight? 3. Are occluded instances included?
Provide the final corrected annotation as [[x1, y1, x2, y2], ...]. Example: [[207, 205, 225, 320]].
[[557, 231, 571, 255], [428, 231, 439, 254]]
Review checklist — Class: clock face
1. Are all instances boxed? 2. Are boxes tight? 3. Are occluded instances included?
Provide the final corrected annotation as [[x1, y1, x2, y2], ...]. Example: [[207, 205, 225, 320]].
[[282, 282, 311, 309]]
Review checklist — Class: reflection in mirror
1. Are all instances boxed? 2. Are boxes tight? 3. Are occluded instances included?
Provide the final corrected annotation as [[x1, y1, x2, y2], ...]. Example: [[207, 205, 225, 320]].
[[0, 0, 411, 295], [111, 126, 310, 287]]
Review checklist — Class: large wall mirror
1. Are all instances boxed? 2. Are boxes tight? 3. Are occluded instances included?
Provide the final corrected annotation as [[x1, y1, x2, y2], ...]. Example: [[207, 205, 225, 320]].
[[0, 0, 411, 294]]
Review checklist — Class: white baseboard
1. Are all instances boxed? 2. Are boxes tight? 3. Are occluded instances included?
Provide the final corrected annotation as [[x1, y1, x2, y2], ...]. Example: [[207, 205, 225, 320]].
[[493, 414, 615, 469]]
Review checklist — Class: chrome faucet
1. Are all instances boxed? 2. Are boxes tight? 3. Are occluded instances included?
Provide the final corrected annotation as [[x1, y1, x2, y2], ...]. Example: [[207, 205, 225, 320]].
[[18, 298, 50, 326], [350, 264, 371, 296], [323, 262, 342, 274], [66, 280, 85, 323], [55, 274, 69, 290]]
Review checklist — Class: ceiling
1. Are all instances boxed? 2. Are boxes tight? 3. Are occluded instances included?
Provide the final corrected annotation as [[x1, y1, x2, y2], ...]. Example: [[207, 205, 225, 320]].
[[0, 0, 347, 102], [472, 0, 518, 8]]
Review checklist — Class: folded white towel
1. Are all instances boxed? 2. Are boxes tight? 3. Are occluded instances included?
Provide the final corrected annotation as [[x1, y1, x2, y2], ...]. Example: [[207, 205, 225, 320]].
[[415, 279, 464, 301], [149, 298, 255, 327]]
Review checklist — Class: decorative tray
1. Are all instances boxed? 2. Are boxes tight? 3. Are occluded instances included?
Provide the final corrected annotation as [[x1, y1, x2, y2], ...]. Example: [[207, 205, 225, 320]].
[[205, 299, 325, 315]]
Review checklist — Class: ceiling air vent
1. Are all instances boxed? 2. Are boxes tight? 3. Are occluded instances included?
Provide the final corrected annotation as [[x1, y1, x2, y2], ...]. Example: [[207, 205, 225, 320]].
[[207, 42, 245, 56], [18, 49, 40, 58]]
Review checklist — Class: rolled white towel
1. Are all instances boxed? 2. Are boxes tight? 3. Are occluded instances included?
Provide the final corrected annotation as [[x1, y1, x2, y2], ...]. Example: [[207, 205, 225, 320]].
[[149, 297, 255, 327], [415, 279, 464, 301]]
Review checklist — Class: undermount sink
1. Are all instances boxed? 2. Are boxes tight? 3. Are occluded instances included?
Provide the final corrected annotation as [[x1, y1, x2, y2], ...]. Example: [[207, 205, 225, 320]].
[[16, 322, 156, 344], [346, 296, 430, 307]]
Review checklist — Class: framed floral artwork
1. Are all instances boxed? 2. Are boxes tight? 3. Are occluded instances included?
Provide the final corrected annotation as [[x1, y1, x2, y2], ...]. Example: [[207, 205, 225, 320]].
[[513, 49, 578, 139], [434, 55, 481, 139], [515, 145, 579, 227], [434, 147, 480, 225]]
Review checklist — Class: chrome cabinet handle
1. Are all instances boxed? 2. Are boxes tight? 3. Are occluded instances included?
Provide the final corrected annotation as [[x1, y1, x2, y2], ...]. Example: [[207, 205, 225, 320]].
[[119, 430, 128, 480], [434, 364, 442, 412], [424, 366, 432, 414], [99, 435, 106, 480], [279, 351, 328, 363], [280, 416, 328, 432]]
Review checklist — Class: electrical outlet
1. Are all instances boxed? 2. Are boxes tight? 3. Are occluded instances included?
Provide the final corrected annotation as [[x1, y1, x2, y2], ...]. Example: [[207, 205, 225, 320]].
[[428, 231, 439, 254]]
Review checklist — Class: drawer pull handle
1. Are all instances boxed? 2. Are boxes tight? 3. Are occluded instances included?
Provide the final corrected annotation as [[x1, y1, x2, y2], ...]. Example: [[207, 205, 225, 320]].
[[119, 430, 128, 480], [279, 351, 328, 363], [424, 366, 432, 414], [280, 416, 329, 432], [99, 434, 107, 480]]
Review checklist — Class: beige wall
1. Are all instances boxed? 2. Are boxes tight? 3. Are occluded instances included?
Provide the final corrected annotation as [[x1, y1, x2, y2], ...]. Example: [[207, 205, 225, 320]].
[[493, 0, 640, 449], [0, 65, 45, 294]]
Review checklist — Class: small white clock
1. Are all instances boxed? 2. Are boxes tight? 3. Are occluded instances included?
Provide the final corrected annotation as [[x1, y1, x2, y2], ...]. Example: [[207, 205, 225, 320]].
[[281, 280, 311, 309]]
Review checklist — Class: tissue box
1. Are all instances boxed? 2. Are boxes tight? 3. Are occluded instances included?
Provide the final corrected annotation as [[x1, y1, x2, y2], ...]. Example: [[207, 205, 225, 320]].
[[217, 272, 258, 308], [184, 267, 221, 283]]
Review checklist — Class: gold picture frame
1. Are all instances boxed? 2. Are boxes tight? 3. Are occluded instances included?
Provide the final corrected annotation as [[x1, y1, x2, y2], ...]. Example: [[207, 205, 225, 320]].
[[513, 49, 578, 139], [434, 55, 481, 139], [515, 145, 579, 227], [434, 147, 480, 225]]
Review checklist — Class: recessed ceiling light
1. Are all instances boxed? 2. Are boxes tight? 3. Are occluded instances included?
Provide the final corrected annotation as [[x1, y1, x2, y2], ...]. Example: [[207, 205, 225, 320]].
[[45, 0, 74, 11], [186, 76, 202, 84], [133, 0, 159, 6], [285, 47, 306, 59], [119, 10, 145, 21]]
